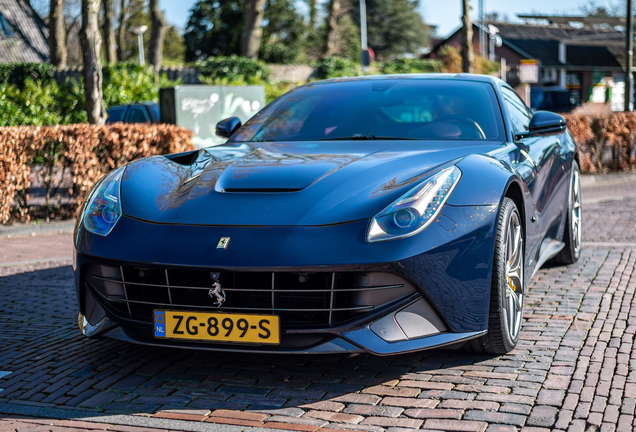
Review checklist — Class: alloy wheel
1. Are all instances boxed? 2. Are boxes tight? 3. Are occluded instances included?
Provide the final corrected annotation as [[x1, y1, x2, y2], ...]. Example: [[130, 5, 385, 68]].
[[571, 169, 582, 257], [504, 211, 524, 341]]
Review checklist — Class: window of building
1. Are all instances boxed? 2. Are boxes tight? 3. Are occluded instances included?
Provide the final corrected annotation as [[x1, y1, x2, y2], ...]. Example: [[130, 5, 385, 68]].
[[0, 14, 13, 37]]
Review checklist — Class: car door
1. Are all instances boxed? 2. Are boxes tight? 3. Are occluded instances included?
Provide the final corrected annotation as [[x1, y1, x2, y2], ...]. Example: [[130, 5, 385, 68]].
[[106, 106, 128, 124], [125, 106, 151, 123], [500, 86, 567, 256]]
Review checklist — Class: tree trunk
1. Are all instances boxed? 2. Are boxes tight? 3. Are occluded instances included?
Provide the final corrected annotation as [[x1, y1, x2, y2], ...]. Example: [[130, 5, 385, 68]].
[[148, 0, 167, 67], [309, 0, 317, 30], [102, 0, 116, 63], [81, 0, 106, 125], [461, 0, 473, 73], [324, 0, 340, 57], [49, 0, 67, 66], [240, 0, 266, 59], [117, 0, 128, 61]]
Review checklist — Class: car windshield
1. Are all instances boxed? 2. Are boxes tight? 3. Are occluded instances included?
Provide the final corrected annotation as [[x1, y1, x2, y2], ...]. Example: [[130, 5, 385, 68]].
[[231, 79, 505, 142]]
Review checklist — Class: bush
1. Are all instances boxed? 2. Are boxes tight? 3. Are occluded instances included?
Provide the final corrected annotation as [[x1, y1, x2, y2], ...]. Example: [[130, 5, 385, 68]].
[[0, 63, 179, 127], [380, 58, 441, 75], [315, 56, 359, 79], [0, 124, 194, 224], [0, 63, 55, 87], [197, 55, 271, 84], [0, 78, 87, 127], [564, 113, 636, 173], [265, 81, 300, 103], [103, 63, 177, 108]]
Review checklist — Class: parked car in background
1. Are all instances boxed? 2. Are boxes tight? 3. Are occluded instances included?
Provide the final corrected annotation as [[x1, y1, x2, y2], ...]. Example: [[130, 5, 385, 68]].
[[106, 102, 159, 124], [531, 87, 574, 113]]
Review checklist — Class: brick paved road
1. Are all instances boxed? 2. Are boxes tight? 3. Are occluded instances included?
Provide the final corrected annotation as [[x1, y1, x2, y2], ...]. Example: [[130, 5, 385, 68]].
[[0, 175, 635, 432]]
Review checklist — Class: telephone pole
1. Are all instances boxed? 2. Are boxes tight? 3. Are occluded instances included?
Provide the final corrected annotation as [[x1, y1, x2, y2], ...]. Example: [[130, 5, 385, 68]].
[[626, 0, 633, 111]]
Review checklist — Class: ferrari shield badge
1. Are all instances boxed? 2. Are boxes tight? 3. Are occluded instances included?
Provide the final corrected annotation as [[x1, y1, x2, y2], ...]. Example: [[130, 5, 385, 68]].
[[217, 237, 230, 249]]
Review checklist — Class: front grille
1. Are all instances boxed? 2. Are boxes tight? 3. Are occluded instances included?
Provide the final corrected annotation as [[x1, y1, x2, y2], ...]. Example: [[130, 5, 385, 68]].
[[85, 265, 417, 328]]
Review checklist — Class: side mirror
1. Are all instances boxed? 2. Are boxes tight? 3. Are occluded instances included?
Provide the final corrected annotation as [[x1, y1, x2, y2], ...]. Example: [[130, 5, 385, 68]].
[[215, 117, 242, 138], [515, 111, 566, 140]]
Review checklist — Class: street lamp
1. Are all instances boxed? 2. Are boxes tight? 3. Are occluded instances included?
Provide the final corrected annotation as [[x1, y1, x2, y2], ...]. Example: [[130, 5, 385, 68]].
[[131, 25, 148, 66]]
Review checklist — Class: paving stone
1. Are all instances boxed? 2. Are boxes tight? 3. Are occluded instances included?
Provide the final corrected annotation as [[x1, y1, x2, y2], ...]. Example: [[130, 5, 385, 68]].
[[526, 405, 559, 427], [423, 419, 488, 432]]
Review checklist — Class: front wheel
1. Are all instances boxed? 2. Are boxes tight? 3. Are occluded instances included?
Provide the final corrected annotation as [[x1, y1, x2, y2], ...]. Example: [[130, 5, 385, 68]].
[[467, 197, 524, 354]]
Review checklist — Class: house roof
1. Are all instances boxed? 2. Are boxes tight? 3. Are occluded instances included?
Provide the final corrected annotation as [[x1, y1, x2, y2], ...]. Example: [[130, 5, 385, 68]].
[[494, 23, 624, 68], [0, 0, 49, 63], [429, 22, 628, 69]]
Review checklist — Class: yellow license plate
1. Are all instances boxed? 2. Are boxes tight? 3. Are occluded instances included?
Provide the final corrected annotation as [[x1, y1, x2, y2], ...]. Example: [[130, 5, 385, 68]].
[[153, 310, 280, 344]]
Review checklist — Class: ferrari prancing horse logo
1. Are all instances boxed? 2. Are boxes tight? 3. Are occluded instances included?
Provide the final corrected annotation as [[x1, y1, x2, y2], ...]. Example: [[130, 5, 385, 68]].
[[208, 281, 226, 307], [217, 237, 230, 249]]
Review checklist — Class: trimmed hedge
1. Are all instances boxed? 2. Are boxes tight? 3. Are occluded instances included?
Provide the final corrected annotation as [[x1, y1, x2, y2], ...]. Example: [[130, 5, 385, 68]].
[[563, 113, 636, 173], [0, 124, 194, 224]]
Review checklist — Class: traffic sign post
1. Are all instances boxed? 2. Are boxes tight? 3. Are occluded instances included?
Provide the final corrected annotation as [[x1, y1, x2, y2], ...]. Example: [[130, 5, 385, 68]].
[[519, 59, 539, 84]]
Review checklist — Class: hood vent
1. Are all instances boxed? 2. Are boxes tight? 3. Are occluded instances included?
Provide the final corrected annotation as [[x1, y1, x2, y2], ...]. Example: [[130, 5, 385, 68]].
[[222, 187, 303, 193]]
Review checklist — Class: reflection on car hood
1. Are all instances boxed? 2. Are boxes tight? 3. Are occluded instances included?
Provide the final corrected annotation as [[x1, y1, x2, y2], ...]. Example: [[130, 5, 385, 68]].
[[121, 140, 501, 226]]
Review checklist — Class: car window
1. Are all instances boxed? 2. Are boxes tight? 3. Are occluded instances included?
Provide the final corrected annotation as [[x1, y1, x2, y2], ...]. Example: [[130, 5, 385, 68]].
[[126, 107, 150, 123], [106, 107, 127, 123], [530, 90, 543, 110], [501, 87, 531, 134], [150, 104, 159, 121], [232, 79, 506, 142]]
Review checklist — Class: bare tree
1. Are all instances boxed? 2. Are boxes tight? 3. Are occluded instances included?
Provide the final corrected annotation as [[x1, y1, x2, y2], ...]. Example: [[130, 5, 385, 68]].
[[117, 0, 128, 61], [240, 0, 266, 59], [148, 0, 167, 67], [461, 0, 474, 73], [81, 0, 106, 125], [49, 0, 67, 66], [309, 0, 317, 30], [324, 0, 340, 57], [102, 0, 116, 63]]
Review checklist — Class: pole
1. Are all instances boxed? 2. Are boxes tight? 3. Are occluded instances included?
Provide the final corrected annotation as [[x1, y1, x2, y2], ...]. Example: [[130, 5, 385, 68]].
[[479, 0, 484, 57], [360, 0, 368, 71], [138, 32, 145, 65], [626, 0, 633, 111]]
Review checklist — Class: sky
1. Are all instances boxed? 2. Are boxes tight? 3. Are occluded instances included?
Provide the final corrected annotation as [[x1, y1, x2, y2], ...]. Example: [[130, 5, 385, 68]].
[[159, 0, 609, 38]]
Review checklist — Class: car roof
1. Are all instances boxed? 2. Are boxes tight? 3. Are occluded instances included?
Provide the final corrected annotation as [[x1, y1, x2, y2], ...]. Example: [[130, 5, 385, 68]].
[[311, 73, 505, 86], [107, 102, 158, 110], [532, 86, 568, 92]]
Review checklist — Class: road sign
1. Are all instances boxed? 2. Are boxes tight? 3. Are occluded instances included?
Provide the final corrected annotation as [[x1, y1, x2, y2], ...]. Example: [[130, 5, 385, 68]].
[[520, 59, 539, 84]]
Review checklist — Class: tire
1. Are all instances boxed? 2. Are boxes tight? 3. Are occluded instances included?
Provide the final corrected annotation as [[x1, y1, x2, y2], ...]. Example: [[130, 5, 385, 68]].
[[466, 197, 524, 354], [550, 160, 582, 265]]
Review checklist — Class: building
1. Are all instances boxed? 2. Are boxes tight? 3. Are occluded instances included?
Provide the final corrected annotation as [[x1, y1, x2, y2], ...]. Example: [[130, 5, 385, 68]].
[[428, 21, 633, 113], [0, 0, 49, 64]]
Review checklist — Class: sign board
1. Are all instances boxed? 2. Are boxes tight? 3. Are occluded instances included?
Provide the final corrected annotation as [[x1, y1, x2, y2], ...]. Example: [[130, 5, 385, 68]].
[[519, 59, 539, 84], [160, 85, 266, 148]]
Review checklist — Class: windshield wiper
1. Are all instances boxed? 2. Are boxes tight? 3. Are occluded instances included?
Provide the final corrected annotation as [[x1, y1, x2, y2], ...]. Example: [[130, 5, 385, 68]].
[[320, 135, 414, 141]]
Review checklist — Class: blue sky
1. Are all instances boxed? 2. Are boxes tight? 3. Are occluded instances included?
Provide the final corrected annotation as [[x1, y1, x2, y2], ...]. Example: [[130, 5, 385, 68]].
[[159, 0, 610, 38]]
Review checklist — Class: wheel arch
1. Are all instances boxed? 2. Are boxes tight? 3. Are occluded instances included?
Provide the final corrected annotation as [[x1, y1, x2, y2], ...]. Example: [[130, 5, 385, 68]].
[[504, 180, 526, 239]]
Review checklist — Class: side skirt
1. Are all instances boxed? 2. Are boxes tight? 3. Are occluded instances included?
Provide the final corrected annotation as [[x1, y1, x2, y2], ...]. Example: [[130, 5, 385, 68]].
[[531, 238, 565, 279]]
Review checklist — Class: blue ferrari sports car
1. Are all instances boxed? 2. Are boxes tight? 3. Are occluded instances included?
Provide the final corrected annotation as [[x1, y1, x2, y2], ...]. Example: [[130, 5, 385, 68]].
[[74, 74, 582, 355]]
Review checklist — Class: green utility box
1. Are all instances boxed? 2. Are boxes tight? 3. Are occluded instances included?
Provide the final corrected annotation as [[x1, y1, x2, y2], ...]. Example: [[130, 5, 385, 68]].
[[160, 85, 266, 148]]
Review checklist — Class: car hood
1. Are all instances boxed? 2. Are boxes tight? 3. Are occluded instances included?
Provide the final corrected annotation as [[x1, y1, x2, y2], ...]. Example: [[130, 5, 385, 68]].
[[121, 140, 501, 226]]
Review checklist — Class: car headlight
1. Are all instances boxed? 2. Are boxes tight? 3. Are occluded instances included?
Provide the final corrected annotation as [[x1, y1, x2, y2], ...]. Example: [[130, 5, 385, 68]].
[[81, 166, 126, 236], [366, 166, 462, 243]]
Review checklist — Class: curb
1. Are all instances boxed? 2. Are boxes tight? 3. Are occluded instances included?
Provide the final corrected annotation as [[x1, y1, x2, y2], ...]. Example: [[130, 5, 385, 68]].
[[580, 172, 636, 187], [0, 220, 75, 238], [0, 402, 305, 432]]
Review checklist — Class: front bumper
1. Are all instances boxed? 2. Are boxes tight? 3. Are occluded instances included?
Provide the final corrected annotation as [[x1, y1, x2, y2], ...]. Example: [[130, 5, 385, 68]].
[[74, 205, 497, 355]]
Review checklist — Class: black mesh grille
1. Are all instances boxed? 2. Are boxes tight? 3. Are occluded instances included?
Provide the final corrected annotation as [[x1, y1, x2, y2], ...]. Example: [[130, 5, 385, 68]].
[[86, 265, 416, 329]]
